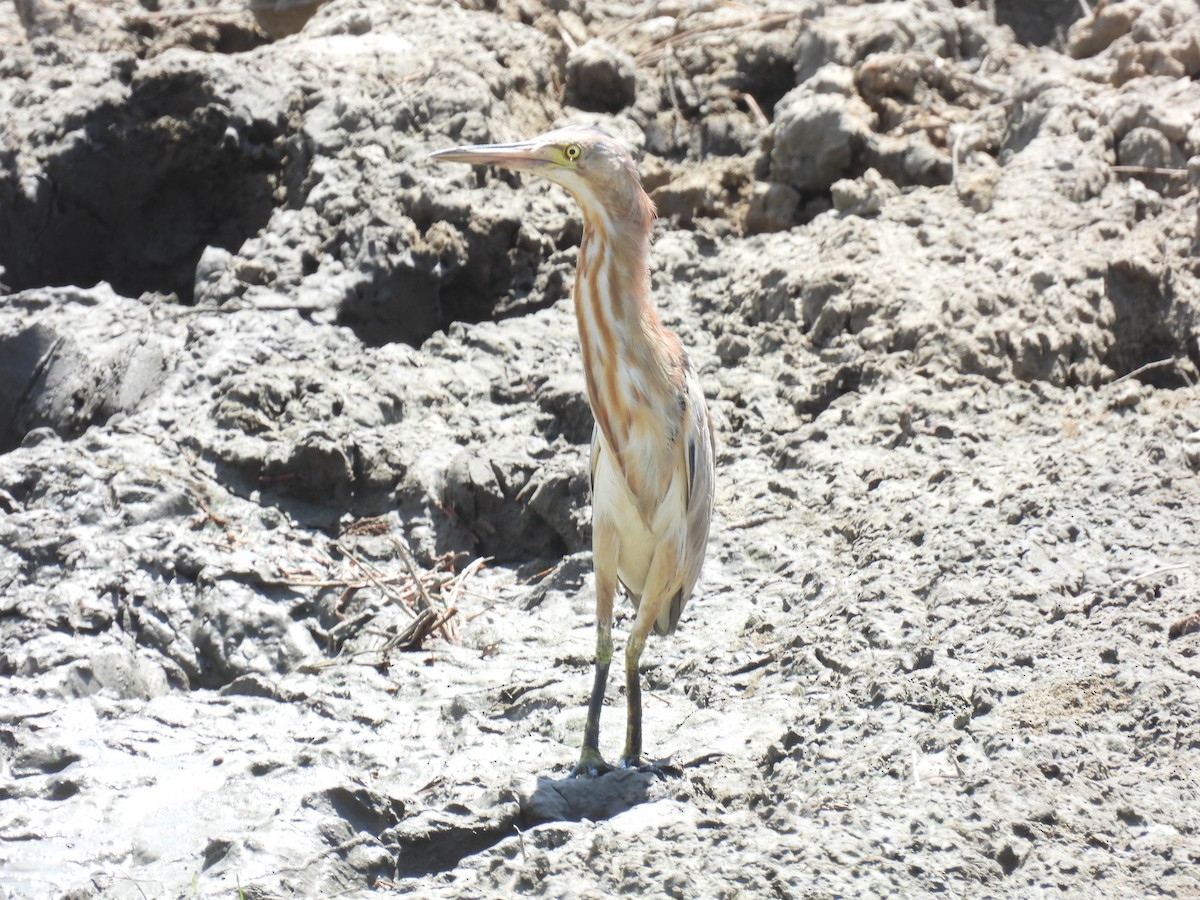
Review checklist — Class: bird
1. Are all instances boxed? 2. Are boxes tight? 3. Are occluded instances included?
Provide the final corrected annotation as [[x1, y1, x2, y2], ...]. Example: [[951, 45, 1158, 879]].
[[430, 126, 715, 776]]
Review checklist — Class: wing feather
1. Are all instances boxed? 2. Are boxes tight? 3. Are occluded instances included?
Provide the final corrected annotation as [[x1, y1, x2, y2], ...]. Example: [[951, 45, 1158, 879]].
[[656, 364, 714, 635]]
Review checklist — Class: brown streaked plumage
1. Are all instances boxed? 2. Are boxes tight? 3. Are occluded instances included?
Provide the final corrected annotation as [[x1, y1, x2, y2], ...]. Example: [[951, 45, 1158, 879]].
[[430, 126, 715, 775]]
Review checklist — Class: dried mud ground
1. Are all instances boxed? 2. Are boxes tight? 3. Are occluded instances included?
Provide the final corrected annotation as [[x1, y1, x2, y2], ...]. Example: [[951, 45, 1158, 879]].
[[2, 0, 1200, 897]]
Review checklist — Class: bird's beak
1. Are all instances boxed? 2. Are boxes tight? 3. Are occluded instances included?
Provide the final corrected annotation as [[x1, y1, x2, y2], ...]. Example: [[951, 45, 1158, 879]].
[[429, 140, 555, 173]]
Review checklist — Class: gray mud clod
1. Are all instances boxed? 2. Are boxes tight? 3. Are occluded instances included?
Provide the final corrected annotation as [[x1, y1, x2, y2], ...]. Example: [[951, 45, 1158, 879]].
[[2, 0, 1200, 898]]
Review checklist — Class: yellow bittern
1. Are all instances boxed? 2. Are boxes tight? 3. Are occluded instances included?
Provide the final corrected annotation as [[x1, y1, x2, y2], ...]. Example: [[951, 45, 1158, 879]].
[[430, 126, 715, 775]]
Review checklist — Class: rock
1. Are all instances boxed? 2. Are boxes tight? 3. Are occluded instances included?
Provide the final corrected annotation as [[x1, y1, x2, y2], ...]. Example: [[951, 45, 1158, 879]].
[[955, 164, 1001, 213], [536, 372, 592, 445], [1068, 2, 1141, 58], [1117, 125, 1173, 169], [564, 40, 636, 113], [251, 0, 329, 40], [745, 182, 800, 233], [650, 157, 753, 227], [867, 129, 952, 188], [0, 286, 172, 453], [715, 332, 751, 366], [793, 26, 852, 85], [13, 0, 126, 46], [1183, 431, 1200, 469], [769, 82, 874, 194], [698, 107, 760, 157], [441, 447, 575, 561], [830, 168, 898, 216]]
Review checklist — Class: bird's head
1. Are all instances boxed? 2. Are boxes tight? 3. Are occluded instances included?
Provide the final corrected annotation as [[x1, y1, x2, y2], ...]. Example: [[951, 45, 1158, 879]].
[[430, 125, 653, 233]]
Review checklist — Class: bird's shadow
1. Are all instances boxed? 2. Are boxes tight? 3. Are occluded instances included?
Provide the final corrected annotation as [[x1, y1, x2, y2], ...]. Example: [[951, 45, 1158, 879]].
[[520, 767, 667, 825]]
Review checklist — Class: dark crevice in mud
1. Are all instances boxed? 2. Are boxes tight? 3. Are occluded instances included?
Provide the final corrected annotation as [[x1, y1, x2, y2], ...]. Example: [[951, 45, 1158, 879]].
[[984, 0, 1083, 48], [491, 286, 568, 323], [0, 324, 66, 454], [991, 843, 1023, 876], [201, 439, 405, 532], [342, 209, 573, 349], [392, 772, 657, 879], [346, 269, 568, 351], [0, 317, 157, 454], [732, 45, 797, 127], [1103, 261, 1194, 389], [204, 453, 353, 531], [792, 364, 864, 419], [393, 821, 518, 879], [339, 262, 477, 350], [440, 456, 575, 564], [313, 786, 405, 837], [0, 70, 287, 304]]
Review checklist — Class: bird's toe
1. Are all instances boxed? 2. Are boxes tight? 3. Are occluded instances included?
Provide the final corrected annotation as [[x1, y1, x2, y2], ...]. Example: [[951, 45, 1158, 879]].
[[618, 755, 670, 778], [572, 748, 615, 778]]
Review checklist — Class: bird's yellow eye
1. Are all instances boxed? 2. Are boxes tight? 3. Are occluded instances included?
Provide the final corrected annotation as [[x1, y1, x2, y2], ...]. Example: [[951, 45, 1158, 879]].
[[563, 144, 582, 162]]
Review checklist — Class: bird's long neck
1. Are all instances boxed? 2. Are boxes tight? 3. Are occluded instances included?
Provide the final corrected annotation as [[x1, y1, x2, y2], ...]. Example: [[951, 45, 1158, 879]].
[[575, 211, 659, 365], [573, 192, 685, 502]]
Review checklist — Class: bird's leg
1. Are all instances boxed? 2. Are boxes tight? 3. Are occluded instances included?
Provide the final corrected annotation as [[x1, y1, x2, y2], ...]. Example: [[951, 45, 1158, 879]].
[[573, 620, 613, 777], [572, 523, 618, 778], [620, 626, 648, 768], [619, 539, 682, 771]]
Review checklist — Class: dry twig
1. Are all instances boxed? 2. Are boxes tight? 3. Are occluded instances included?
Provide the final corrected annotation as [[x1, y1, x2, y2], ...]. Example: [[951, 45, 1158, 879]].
[[1110, 358, 1182, 386], [1111, 165, 1189, 178], [635, 11, 795, 66], [281, 537, 489, 659], [1115, 563, 1190, 586]]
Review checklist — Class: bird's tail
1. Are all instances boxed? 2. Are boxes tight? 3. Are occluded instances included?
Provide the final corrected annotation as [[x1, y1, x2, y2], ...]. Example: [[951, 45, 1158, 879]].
[[654, 588, 686, 636]]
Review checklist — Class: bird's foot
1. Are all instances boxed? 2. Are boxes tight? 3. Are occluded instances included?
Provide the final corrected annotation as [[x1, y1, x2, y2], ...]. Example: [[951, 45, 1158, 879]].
[[571, 747, 615, 778], [618, 755, 668, 778]]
